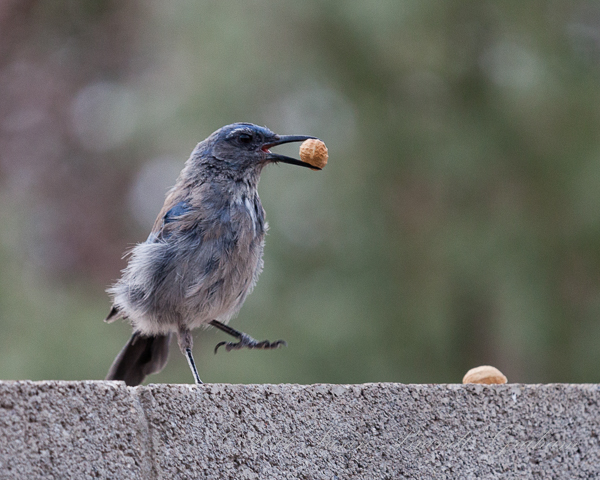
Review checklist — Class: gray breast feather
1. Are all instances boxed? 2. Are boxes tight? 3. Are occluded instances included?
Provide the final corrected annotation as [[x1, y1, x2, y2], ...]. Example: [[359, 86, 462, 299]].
[[107, 193, 266, 336]]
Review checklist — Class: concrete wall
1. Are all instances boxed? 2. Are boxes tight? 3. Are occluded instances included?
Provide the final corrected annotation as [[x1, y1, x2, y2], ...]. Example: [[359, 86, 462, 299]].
[[0, 381, 598, 479]]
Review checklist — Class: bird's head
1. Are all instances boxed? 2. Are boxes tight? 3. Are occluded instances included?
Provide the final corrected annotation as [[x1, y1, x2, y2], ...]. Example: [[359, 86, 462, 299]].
[[198, 123, 318, 176]]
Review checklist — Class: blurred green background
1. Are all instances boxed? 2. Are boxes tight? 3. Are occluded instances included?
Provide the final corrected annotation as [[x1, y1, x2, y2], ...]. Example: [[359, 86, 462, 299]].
[[2, 1, 600, 385]]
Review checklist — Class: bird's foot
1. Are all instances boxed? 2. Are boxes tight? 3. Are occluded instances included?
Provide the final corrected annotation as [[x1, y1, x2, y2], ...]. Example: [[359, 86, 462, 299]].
[[209, 319, 286, 354], [214, 333, 287, 354]]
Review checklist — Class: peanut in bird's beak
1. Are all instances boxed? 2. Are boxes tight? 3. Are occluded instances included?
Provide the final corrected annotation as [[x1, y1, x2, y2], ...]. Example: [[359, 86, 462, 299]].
[[262, 135, 321, 170]]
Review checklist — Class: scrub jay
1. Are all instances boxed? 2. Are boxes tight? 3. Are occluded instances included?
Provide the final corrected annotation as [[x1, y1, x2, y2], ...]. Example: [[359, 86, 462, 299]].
[[104, 123, 319, 386]]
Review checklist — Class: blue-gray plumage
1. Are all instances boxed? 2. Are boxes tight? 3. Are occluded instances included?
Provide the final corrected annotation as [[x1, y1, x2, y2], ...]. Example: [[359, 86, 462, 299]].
[[105, 123, 319, 386]]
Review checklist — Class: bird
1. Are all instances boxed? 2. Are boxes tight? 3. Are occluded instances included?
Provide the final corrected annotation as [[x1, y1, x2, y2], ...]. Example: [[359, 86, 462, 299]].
[[104, 123, 320, 386]]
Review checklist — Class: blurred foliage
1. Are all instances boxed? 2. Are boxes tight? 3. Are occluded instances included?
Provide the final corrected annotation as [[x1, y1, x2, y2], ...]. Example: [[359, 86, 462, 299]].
[[2, 0, 600, 384]]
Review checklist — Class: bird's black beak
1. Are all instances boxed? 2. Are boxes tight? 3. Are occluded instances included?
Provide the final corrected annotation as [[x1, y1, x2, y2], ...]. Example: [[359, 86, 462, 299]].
[[263, 135, 320, 170]]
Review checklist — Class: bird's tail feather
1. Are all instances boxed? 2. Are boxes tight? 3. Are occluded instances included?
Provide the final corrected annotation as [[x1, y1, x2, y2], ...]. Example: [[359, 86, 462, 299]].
[[106, 332, 171, 386]]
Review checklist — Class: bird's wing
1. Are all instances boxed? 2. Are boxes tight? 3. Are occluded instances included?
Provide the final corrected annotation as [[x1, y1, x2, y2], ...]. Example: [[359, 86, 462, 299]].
[[105, 192, 198, 322], [148, 193, 193, 242]]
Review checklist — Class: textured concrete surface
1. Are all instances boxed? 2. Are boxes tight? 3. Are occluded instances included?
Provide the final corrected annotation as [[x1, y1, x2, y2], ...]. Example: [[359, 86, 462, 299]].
[[0, 381, 598, 479]]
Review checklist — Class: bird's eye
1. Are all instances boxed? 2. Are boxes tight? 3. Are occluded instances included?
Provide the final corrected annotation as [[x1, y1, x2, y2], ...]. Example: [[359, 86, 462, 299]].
[[238, 133, 253, 143]]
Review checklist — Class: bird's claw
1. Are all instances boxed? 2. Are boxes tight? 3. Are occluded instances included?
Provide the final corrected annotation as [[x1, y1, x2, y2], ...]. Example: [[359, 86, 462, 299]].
[[214, 333, 287, 354]]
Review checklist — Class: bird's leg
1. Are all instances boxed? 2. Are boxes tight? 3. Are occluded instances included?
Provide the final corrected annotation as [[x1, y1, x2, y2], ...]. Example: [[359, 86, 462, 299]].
[[209, 320, 287, 354], [177, 327, 202, 384]]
